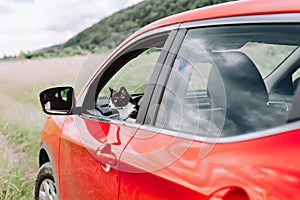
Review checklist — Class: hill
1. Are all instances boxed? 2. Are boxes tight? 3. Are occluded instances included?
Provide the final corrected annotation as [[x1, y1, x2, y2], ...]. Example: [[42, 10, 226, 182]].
[[6, 0, 234, 60], [63, 0, 234, 51]]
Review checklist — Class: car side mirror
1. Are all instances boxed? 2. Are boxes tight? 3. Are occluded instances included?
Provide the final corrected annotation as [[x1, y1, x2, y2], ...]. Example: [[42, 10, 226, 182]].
[[39, 86, 75, 115]]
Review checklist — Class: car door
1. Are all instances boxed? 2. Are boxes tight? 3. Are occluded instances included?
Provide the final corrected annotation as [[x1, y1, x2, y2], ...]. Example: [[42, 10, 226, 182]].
[[118, 22, 300, 199], [57, 29, 176, 200], [118, 29, 208, 200]]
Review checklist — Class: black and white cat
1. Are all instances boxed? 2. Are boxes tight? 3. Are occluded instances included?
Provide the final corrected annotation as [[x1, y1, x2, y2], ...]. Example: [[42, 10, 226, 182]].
[[108, 87, 140, 121]]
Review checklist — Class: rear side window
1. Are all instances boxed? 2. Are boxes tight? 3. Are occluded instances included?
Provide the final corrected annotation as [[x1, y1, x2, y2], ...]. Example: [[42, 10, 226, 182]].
[[155, 24, 300, 137]]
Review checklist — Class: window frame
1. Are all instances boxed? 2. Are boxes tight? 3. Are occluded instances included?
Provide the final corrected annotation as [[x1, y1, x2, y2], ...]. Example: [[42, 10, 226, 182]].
[[141, 13, 300, 142], [80, 27, 179, 124]]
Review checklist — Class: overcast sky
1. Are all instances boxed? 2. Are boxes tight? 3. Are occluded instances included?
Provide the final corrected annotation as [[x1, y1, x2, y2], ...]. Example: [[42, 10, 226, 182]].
[[0, 0, 144, 58]]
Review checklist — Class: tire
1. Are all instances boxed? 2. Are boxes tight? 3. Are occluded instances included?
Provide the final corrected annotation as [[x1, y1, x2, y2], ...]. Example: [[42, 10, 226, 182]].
[[34, 162, 59, 200]]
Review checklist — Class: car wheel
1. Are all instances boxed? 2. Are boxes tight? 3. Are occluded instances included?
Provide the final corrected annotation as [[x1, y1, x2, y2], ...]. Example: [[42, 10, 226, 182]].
[[34, 162, 58, 200]]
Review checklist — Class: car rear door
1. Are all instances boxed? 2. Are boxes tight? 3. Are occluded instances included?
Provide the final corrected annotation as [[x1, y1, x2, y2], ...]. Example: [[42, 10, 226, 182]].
[[118, 18, 300, 200]]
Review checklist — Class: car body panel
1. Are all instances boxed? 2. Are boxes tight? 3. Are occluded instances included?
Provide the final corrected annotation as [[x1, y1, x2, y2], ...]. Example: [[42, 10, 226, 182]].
[[119, 126, 300, 200], [57, 115, 139, 199], [40, 116, 65, 195]]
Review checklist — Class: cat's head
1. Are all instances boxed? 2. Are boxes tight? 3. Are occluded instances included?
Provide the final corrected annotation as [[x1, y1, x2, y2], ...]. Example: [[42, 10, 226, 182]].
[[108, 87, 131, 109]]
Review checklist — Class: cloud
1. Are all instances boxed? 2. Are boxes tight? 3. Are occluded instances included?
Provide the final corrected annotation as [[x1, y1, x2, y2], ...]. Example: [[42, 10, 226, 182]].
[[0, 2, 13, 14], [0, 0, 144, 57]]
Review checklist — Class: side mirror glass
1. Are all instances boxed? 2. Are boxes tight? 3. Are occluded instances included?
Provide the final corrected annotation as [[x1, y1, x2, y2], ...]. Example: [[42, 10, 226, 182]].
[[39, 86, 75, 115]]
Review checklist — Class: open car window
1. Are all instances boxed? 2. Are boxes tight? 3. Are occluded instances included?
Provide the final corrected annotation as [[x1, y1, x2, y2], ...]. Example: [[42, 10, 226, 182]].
[[96, 47, 162, 122], [99, 48, 162, 97], [82, 31, 171, 123]]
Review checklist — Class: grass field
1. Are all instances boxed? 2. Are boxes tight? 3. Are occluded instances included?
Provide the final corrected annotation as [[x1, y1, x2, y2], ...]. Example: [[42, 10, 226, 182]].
[[0, 55, 92, 199]]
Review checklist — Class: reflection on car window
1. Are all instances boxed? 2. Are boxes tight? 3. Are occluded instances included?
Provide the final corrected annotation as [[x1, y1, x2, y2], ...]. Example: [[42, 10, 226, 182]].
[[241, 43, 297, 78], [155, 24, 300, 137]]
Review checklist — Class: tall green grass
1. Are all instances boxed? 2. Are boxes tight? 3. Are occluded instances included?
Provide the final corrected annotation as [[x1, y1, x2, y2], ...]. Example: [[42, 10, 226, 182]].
[[0, 122, 38, 199], [0, 56, 86, 199]]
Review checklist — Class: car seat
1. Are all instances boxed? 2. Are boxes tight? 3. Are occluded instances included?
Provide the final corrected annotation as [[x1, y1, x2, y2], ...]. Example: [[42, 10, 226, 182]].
[[208, 51, 272, 135]]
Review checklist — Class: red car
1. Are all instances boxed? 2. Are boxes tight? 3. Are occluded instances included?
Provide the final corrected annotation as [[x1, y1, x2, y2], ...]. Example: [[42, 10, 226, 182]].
[[35, 0, 300, 199]]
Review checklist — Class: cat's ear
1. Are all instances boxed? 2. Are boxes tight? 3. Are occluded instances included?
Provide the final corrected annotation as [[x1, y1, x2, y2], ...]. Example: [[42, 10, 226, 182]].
[[109, 87, 115, 93], [120, 87, 128, 95]]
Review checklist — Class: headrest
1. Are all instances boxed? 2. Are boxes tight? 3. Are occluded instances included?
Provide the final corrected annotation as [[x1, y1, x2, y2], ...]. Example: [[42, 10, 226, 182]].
[[208, 51, 268, 108]]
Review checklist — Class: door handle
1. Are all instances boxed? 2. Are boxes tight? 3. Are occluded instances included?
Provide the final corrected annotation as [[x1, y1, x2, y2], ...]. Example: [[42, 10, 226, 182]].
[[96, 151, 116, 166], [96, 144, 117, 172]]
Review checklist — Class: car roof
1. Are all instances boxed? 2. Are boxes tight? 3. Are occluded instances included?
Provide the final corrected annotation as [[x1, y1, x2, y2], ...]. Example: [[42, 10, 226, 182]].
[[137, 0, 300, 35]]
